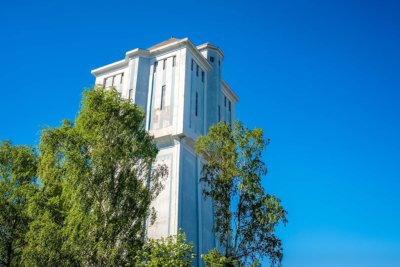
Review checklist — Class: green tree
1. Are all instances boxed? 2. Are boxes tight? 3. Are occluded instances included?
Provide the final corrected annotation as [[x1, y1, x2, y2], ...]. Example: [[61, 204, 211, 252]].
[[201, 248, 236, 267], [0, 141, 38, 266], [135, 229, 195, 267], [23, 86, 167, 266], [195, 122, 287, 267]]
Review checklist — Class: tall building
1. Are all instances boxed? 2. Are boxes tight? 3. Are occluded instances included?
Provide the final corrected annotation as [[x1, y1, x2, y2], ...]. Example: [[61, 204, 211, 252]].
[[91, 38, 238, 265]]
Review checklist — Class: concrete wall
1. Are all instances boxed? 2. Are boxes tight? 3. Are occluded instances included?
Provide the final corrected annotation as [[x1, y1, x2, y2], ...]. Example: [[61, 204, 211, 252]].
[[179, 139, 215, 267], [184, 52, 206, 140], [147, 138, 180, 239], [145, 47, 187, 139], [201, 48, 222, 132], [92, 39, 238, 267]]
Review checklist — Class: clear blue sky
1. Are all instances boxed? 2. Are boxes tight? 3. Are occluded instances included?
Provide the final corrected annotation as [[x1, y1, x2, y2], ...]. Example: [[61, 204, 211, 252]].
[[1, 0, 400, 266]]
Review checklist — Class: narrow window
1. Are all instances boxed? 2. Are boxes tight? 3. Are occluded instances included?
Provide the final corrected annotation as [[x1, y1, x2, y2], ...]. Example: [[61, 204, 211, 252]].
[[173, 56, 176, 67], [196, 65, 199, 76], [160, 85, 166, 110], [154, 61, 158, 72], [129, 89, 133, 100], [163, 59, 166, 70], [105, 76, 113, 88], [120, 73, 124, 84], [224, 96, 227, 107], [191, 59, 194, 71], [218, 60, 221, 66], [195, 92, 198, 117], [218, 105, 221, 121], [103, 78, 107, 87], [210, 56, 214, 62], [229, 100, 231, 112], [201, 71, 204, 82], [111, 75, 115, 86]]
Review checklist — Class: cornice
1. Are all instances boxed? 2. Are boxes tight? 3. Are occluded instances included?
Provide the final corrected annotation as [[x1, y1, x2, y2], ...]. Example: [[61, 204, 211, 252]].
[[181, 38, 212, 71], [91, 38, 213, 76], [91, 59, 128, 76], [222, 80, 239, 102], [197, 42, 224, 60]]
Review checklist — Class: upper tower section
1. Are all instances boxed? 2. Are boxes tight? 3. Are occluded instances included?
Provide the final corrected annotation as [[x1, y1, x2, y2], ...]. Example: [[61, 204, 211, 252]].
[[91, 38, 238, 142]]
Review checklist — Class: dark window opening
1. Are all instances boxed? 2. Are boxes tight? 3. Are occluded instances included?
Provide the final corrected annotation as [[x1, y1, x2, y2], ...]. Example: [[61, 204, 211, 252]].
[[210, 56, 215, 62], [195, 92, 198, 117], [218, 105, 221, 121], [229, 101, 231, 112], [201, 71, 204, 82], [163, 59, 166, 70], [191, 59, 194, 70], [154, 61, 158, 72], [120, 73, 124, 84], [173, 56, 176, 67], [224, 96, 227, 107], [196, 65, 199, 76], [160, 85, 166, 110]]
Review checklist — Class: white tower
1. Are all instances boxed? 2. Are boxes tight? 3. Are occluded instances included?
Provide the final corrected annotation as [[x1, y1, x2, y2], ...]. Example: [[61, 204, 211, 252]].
[[91, 38, 238, 265]]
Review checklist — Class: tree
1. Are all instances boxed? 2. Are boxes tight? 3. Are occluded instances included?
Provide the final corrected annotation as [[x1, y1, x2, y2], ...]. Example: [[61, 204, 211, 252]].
[[201, 248, 236, 267], [135, 229, 195, 267], [195, 122, 287, 267], [0, 141, 38, 266], [23, 86, 167, 266]]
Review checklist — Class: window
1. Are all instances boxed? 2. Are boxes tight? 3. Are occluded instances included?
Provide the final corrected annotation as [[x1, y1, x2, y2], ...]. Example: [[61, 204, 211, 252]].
[[224, 96, 226, 107], [173, 56, 176, 67], [218, 60, 221, 66], [163, 59, 166, 70], [129, 89, 133, 100], [154, 61, 158, 72], [195, 92, 198, 117], [229, 100, 231, 112], [218, 105, 221, 121], [103, 73, 124, 88], [191, 59, 194, 71], [210, 56, 214, 62], [104, 77, 111, 87], [160, 85, 166, 110], [201, 71, 204, 82], [196, 65, 199, 76]]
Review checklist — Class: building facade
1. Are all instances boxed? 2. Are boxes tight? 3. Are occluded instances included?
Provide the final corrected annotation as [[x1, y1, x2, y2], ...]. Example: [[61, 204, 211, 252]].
[[91, 38, 238, 265]]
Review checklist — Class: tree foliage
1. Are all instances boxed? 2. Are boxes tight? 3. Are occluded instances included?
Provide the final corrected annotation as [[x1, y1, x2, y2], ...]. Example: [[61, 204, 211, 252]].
[[201, 248, 237, 267], [0, 141, 38, 266], [195, 122, 287, 267], [0, 86, 287, 267], [135, 229, 195, 267], [22, 86, 167, 266]]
